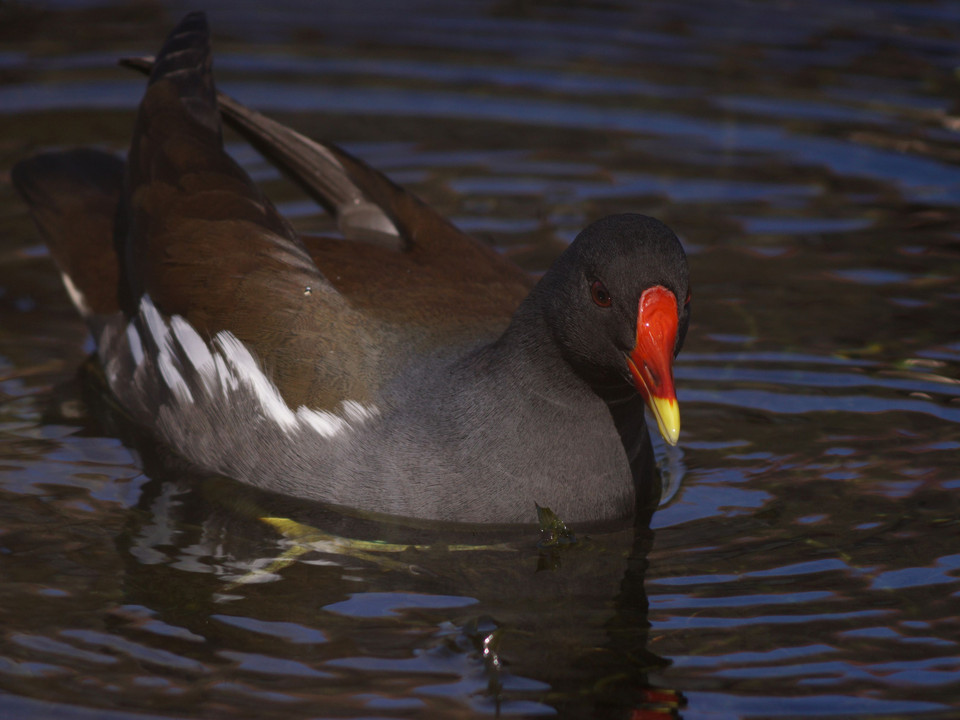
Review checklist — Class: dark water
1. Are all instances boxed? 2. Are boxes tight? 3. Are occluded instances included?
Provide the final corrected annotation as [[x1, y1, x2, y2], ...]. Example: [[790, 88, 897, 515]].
[[1, 1, 959, 718]]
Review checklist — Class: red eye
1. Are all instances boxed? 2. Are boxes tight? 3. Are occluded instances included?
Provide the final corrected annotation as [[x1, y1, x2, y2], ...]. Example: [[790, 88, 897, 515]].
[[684, 289, 692, 306], [591, 280, 612, 308]]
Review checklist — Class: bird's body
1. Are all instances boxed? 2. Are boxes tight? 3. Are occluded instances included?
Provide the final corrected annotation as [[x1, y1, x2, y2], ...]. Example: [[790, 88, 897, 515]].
[[13, 13, 690, 525]]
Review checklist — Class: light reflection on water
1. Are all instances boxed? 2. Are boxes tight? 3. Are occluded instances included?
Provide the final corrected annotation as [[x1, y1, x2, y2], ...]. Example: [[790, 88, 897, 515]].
[[1, 1, 959, 719]]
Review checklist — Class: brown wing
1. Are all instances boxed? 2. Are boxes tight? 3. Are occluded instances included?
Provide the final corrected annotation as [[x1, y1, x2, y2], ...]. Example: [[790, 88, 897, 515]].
[[120, 54, 534, 339], [121, 13, 376, 409]]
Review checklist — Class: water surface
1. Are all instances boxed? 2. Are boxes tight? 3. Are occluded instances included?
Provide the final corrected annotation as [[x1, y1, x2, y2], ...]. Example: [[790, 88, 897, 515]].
[[1, 1, 958, 718]]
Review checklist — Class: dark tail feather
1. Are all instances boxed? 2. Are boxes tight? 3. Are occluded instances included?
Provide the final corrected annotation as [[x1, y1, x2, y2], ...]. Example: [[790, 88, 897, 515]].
[[11, 149, 124, 318], [120, 54, 401, 247], [147, 11, 221, 141]]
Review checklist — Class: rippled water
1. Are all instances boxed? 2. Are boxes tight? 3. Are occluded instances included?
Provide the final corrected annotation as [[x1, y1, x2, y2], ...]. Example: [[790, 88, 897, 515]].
[[1, 1, 959, 718]]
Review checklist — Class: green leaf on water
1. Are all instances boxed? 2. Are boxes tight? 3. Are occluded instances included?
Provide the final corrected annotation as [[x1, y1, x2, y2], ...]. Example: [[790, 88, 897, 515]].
[[536, 503, 577, 548]]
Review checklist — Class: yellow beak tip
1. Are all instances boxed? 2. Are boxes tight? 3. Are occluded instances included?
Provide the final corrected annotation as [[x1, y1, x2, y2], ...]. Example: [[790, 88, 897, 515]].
[[649, 396, 681, 446]]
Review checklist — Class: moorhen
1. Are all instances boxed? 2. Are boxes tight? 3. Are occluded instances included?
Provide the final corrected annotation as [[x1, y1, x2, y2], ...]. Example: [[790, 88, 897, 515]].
[[12, 13, 690, 525]]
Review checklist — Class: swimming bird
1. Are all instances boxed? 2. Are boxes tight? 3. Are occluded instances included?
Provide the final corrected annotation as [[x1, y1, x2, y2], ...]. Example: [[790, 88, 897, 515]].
[[12, 12, 690, 525]]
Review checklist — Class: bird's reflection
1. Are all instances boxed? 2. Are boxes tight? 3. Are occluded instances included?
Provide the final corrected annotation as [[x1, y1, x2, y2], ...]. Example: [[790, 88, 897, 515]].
[[122, 461, 682, 716], [47, 362, 686, 718]]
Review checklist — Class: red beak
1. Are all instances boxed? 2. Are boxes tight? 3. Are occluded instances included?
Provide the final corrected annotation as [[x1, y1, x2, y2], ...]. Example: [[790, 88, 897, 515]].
[[625, 285, 681, 445]]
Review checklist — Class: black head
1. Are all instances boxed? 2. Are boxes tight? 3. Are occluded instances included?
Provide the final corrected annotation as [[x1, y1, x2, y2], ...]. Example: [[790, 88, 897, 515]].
[[534, 213, 690, 443]]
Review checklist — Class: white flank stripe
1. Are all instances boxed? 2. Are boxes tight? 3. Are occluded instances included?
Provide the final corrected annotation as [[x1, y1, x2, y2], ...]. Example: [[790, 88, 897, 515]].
[[156, 349, 194, 404], [214, 332, 298, 430], [296, 407, 347, 438], [170, 315, 218, 395], [213, 352, 239, 392], [126, 323, 144, 367], [60, 273, 92, 317], [341, 400, 379, 424], [139, 295, 168, 351], [122, 296, 379, 440], [139, 295, 194, 404]]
